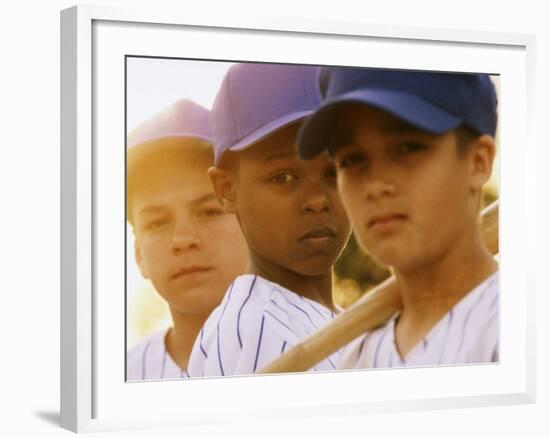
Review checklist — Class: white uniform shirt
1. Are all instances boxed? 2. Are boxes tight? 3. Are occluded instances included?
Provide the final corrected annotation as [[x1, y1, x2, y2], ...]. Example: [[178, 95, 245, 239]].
[[127, 329, 189, 381], [188, 274, 339, 377], [338, 271, 498, 369]]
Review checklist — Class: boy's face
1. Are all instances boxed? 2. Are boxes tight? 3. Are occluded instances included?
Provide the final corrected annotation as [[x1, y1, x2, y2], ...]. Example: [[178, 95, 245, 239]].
[[214, 123, 351, 276], [331, 105, 494, 273], [131, 143, 248, 316]]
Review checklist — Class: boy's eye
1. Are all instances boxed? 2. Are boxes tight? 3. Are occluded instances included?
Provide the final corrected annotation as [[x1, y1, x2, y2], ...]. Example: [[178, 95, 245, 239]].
[[337, 151, 365, 169], [270, 172, 296, 184], [324, 165, 337, 180], [199, 207, 224, 218], [145, 218, 169, 230], [395, 141, 427, 154]]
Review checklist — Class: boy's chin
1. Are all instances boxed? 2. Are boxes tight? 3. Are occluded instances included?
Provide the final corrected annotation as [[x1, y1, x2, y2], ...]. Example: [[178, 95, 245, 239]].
[[167, 289, 226, 315], [369, 252, 420, 275], [291, 258, 337, 277], [170, 299, 222, 317]]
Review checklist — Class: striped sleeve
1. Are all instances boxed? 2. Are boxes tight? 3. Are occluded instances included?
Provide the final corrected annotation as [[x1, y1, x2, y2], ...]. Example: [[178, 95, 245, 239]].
[[444, 275, 499, 365], [370, 323, 394, 368], [189, 277, 269, 377], [126, 330, 168, 381], [188, 275, 338, 377], [232, 305, 301, 375], [337, 332, 372, 369], [126, 338, 149, 381]]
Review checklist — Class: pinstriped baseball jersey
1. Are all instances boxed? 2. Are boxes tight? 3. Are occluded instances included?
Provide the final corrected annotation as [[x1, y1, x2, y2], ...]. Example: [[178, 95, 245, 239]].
[[188, 274, 339, 377], [338, 271, 499, 369], [127, 329, 189, 381]]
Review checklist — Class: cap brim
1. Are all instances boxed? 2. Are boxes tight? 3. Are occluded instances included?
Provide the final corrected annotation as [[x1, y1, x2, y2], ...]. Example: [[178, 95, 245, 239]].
[[298, 89, 462, 159], [226, 110, 314, 153]]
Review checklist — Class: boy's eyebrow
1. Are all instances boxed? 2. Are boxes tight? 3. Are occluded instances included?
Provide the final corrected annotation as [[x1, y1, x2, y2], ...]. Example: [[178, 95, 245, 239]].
[[137, 194, 218, 217], [263, 151, 296, 163], [328, 132, 355, 154], [189, 193, 218, 206], [137, 205, 167, 216], [381, 120, 427, 135]]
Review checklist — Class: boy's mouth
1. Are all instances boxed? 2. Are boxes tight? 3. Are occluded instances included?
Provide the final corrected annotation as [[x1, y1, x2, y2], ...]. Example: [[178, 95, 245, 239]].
[[368, 213, 408, 229], [171, 265, 213, 279], [299, 226, 337, 241]]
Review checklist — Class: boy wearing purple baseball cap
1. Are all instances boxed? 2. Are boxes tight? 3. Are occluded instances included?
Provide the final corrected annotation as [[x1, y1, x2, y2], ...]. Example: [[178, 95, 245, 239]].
[[298, 67, 499, 368], [126, 99, 248, 380], [187, 63, 352, 377]]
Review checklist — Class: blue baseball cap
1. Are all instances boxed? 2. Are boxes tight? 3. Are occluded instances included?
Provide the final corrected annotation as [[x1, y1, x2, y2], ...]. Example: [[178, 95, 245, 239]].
[[211, 63, 322, 164], [127, 98, 211, 149], [298, 67, 498, 159]]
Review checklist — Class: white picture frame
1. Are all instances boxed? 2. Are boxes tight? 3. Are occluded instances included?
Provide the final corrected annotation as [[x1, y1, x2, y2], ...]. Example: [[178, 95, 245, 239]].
[[60, 4, 536, 433]]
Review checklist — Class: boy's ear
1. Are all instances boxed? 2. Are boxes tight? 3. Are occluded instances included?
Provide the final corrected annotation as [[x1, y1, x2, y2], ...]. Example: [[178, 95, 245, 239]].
[[468, 134, 496, 192], [134, 239, 149, 279], [208, 166, 238, 213]]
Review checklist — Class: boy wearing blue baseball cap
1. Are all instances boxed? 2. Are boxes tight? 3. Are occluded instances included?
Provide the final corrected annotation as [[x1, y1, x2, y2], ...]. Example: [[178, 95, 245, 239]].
[[187, 63, 353, 377], [298, 68, 499, 368], [126, 99, 249, 380]]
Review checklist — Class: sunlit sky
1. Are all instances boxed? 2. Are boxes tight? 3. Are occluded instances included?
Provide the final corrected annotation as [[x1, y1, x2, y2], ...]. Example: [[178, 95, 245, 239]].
[[126, 57, 500, 339], [127, 57, 234, 131]]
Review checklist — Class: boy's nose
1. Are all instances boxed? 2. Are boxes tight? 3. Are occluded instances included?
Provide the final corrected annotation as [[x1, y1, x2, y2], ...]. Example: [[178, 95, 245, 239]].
[[170, 224, 202, 252], [302, 192, 330, 214], [364, 179, 396, 201]]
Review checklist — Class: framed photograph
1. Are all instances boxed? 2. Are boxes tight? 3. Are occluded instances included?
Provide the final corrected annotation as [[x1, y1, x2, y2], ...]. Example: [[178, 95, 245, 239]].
[[61, 5, 536, 433]]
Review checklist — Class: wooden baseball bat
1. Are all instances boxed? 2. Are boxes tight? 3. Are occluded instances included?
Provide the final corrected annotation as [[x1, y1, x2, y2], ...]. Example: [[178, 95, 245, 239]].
[[258, 200, 499, 374]]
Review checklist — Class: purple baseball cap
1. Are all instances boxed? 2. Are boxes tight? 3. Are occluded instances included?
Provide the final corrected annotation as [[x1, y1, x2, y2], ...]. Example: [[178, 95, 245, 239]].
[[298, 67, 498, 159], [127, 98, 211, 148], [127, 99, 212, 225], [210, 63, 322, 164]]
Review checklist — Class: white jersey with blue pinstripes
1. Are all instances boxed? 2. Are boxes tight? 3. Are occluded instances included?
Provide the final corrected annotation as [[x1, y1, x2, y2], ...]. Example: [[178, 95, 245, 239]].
[[127, 329, 189, 381], [338, 271, 499, 369], [188, 274, 339, 377]]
